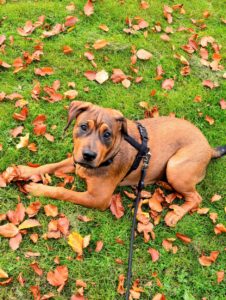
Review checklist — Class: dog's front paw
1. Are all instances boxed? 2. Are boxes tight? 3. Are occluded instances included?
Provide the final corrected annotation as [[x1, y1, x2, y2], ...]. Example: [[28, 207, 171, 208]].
[[164, 211, 181, 227], [24, 183, 47, 197]]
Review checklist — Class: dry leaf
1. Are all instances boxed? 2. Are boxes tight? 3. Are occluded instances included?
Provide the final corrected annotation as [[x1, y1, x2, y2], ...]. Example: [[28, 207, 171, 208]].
[[0, 223, 19, 238], [19, 219, 41, 230], [148, 248, 160, 262], [136, 49, 152, 60], [110, 194, 124, 219], [68, 232, 83, 255], [84, 0, 94, 16]]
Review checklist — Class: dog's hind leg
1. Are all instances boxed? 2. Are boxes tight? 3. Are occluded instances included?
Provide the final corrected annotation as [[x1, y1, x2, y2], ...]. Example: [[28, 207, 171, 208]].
[[164, 145, 211, 227]]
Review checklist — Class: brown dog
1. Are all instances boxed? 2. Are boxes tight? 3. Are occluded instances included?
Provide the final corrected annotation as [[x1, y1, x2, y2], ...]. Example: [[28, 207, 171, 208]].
[[15, 101, 225, 227]]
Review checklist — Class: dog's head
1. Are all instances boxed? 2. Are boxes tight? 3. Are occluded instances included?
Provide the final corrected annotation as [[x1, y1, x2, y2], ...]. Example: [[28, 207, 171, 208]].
[[65, 101, 127, 168]]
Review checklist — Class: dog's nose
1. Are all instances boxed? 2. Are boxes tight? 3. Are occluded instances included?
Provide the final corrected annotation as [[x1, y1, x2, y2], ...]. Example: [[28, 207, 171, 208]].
[[83, 150, 97, 161]]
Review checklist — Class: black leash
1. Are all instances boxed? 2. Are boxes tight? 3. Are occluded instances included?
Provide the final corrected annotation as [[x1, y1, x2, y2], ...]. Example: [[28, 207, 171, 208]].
[[124, 124, 151, 299]]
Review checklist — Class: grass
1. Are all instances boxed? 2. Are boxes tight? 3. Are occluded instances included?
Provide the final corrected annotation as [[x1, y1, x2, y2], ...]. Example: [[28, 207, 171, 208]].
[[0, 0, 225, 299]]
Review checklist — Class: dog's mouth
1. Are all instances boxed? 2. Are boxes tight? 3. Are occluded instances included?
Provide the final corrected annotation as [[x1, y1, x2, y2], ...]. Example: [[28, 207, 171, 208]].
[[74, 160, 97, 169]]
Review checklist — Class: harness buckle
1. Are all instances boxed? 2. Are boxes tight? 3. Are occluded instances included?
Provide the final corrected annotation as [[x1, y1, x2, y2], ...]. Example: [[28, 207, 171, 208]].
[[143, 151, 151, 169]]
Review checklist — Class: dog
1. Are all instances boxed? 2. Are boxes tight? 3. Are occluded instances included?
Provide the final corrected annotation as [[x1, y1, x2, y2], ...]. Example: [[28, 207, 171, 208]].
[[13, 101, 225, 227]]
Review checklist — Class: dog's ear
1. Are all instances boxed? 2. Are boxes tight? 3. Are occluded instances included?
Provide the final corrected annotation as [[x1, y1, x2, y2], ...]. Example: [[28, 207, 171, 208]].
[[113, 110, 128, 135], [64, 101, 91, 132]]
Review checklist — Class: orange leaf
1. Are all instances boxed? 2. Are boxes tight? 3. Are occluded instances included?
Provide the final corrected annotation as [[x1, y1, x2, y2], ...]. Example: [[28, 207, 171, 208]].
[[148, 248, 160, 262], [9, 233, 22, 250], [214, 223, 226, 235], [197, 207, 210, 215], [7, 203, 25, 225], [44, 204, 58, 217], [30, 262, 43, 277], [110, 194, 124, 219], [198, 251, 219, 266], [117, 274, 125, 295], [35, 67, 54, 76], [63, 45, 73, 54], [217, 271, 224, 284], [95, 240, 104, 252], [136, 49, 152, 60], [30, 285, 41, 300], [47, 265, 68, 287], [93, 39, 108, 50], [84, 0, 94, 16], [162, 78, 174, 90], [0, 223, 19, 238], [205, 115, 214, 125], [176, 232, 192, 244], [26, 201, 42, 217]]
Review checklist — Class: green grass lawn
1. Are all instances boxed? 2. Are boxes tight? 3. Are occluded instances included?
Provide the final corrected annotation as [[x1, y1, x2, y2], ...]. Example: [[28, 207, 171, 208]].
[[0, 0, 225, 299]]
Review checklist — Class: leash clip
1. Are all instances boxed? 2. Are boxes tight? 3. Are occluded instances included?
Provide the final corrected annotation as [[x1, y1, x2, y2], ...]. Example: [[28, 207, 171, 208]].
[[143, 151, 151, 169]]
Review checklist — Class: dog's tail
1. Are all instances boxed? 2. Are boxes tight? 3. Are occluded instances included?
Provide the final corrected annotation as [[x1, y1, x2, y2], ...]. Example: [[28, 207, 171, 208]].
[[212, 145, 226, 158]]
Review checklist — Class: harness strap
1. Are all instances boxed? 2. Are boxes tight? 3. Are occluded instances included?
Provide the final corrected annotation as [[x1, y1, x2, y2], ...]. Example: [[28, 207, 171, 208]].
[[123, 122, 149, 178]]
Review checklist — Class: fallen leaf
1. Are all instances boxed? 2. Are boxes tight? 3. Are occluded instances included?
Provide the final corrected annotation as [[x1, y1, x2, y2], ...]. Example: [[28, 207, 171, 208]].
[[122, 79, 131, 89], [9, 232, 22, 250], [30, 262, 43, 276], [84, 0, 94, 16], [110, 194, 124, 219], [26, 201, 42, 217], [64, 90, 78, 99], [148, 248, 160, 262], [198, 251, 219, 266], [117, 274, 125, 295], [211, 194, 221, 202], [197, 207, 210, 215], [217, 271, 224, 284], [140, 1, 149, 9], [0, 268, 8, 279], [0, 223, 19, 238], [77, 215, 92, 222], [19, 219, 41, 230], [176, 233, 192, 244], [205, 115, 214, 125], [10, 126, 24, 138], [95, 70, 109, 84], [65, 16, 79, 27], [95, 240, 104, 252], [219, 99, 226, 110], [152, 293, 166, 300], [84, 70, 97, 81], [16, 133, 29, 149], [47, 265, 68, 287], [148, 188, 164, 212], [99, 24, 109, 32], [7, 203, 25, 225], [35, 67, 54, 76], [93, 39, 108, 50], [202, 80, 218, 89], [136, 49, 152, 60], [68, 232, 83, 255], [30, 285, 41, 300], [44, 204, 58, 217], [162, 78, 174, 90], [30, 233, 39, 243], [214, 223, 226, 235], [63, 45, 73, 54]]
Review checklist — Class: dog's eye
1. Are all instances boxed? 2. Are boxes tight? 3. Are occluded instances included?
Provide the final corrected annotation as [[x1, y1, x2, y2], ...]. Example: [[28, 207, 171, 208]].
[[80, 124, 88, 131], [103, 131, 111, 139]]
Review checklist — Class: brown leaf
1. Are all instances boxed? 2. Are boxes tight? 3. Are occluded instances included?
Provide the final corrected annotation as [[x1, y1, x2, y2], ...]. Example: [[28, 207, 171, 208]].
[[7, 203, 25, 225], [47, 265, 68, 287], [77, 215, 92, 222], [30, 233, 39, 243], [44, 204, 58, 217], [205, 115, 214, 125], [19, 219, 41, 230], [13, 106, 29, 121], [65, 16, 79, 27], [84, 0, 94, 16], [99, 24, 109, 32], [42, 23, 64, 38], [35, 67, 54, 76], [0, 268, 8, 279], [198, 251, 219, 266], [9, 233, 22, 250], [214, 223, 226, 235], [0, 60, 11, 68], [162, 78, 174, 90], [95, 240, 104, 252], [202, 80, 218, 89], [10, 126, 24, 138], [148, 248, 160, 262], [219, 99, 226, 110], [64, 90, 78, 99], [30, 262, 43, 276], [152, 293, 166, 300], [0, 223, 19, 238], [217, 271, 224, 284], [136, 49, 152, 60], [0, 277, 13, 286], [110, 194, 124, 219], [211, 194, 221, 202], [197, 207, 210, 214], [148, 188, 164, 212], [30, 285, 41, 300], [140, 1, 149, 9], [93, 39, 108, 50], [176, 232, 192, 244], [57, 217, 70, 236], [26, 201, 42, 217], [63, 45, 73, 54], [84, 70, 97, 81], [137, 222, 155, 242], [117, 274, 125, 295]]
